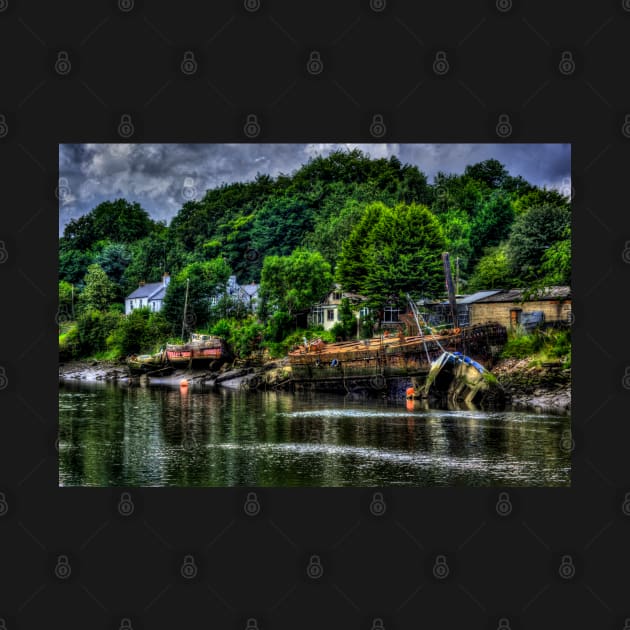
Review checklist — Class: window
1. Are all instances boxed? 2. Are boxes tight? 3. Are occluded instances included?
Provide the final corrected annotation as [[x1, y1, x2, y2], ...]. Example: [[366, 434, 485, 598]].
[[383, 307, 400, 323], [327, 309, 335, 321], [311, 307, 324, 325], [333, 292, 342, 301]]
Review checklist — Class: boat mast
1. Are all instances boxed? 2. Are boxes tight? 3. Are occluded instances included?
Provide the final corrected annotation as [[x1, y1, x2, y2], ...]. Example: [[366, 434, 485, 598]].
[[442, 252, 458, 329], [406, 294, 431, 363], [181, 277, 190, 342]]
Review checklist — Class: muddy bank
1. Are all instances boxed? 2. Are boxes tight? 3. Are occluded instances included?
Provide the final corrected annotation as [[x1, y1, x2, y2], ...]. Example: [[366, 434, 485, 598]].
[[58, 358, 286, 390], [59, 360, 130, 382], [492, 357, 570, 414], [59, 356, 570, 413]]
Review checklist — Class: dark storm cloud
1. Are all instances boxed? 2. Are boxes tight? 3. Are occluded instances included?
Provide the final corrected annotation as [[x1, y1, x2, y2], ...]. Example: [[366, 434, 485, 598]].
[[59, 143, 570, 235]]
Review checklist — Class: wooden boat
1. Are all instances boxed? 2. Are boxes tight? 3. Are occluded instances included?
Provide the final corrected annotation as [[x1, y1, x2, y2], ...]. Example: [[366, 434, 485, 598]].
[[166, 333, 226, 368], [127, 349, 171, 375], [287, 322, 508, 382]]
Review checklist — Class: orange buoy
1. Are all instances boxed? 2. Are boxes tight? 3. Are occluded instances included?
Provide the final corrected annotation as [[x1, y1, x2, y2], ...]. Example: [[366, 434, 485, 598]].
[[406, 387, 415, 399], [180, 379, 188, 387]]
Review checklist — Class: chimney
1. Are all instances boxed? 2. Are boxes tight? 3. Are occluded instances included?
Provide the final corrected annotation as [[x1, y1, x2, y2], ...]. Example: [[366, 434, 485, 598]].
[[163, 272, 170, 287]]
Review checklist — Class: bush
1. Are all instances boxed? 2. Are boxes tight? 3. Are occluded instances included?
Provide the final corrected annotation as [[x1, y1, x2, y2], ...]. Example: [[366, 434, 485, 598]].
[[108, 308, 172, 357], [76, 309, 121, 357], [501, 327, 571, 366]]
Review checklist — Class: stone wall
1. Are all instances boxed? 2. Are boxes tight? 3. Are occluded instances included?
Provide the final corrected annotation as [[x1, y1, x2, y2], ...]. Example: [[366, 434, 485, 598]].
[[470, 299, 572, 329]]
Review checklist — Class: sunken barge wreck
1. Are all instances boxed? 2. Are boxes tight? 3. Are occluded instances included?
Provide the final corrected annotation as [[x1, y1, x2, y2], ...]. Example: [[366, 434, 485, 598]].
[[287, 322, 508, 407]]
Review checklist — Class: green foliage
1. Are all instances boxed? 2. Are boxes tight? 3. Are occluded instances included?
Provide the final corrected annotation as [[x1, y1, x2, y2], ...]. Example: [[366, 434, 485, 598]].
[[59, 150, 571, 360], [469, 191, 514, 266], [467, 244, 514, 291], [61, 199, 157, 251], [108, 308, 171, 356], [209, 316, 265, 360], [330, 298, 357, 340], [76, 308, 121, 357], [58, 281, 75, 314], [258, 248, 333, 318], [161, 257, 232, 335], [338, 202, 446, 309], [501, 327, 571, 366], [508, 203, 570, 282], [78, 264, 118, 313], [120, 234, 169, 293], [95, 242, 132, 296], [335, 201, 388, 293], [540, 225, 571, 285], [59, 248, 93, 286]]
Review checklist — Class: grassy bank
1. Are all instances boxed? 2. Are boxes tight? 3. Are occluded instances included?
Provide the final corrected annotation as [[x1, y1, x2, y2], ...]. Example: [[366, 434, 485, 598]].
[[500, 325, 571, 368]]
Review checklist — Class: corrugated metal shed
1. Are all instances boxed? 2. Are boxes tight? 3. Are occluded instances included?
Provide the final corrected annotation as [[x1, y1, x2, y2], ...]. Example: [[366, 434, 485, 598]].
[[475, 286, 571, 303]]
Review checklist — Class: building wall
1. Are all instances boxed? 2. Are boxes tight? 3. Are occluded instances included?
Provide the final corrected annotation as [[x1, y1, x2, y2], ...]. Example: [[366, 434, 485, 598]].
[[470, 299, 572, 328]]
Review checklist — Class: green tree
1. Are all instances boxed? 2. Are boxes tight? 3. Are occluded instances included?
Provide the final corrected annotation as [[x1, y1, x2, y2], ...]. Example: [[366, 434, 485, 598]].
[[363, 203, 445, 307], [540, 224, 571, 285], [469, 191, 514, 266], [76, 308, 121, 356], [121, 233, 171, 294], [61, 199, 157, 252], [78, 264, 118, 312], [467, 244, 513, 291], [161, 257, 232, 335], [59, 248, 93, 286], [330, 297, 358, 340], [58, 280, 75, 315], [109, 308, 171, 356], [95, 242, 132, 291], [507, 203, 570, 282], [338, 202, 446, 308], [258, 248, 333, 320], [335, 202, 389, 292]]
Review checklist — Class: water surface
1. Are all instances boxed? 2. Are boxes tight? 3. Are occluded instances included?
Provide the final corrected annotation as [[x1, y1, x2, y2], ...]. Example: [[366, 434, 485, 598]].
[[58, 381, 571, 487]]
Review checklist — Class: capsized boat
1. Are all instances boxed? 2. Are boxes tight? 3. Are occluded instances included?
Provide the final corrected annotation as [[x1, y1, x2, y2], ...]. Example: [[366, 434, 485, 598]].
[[421, 350, 505, 407]]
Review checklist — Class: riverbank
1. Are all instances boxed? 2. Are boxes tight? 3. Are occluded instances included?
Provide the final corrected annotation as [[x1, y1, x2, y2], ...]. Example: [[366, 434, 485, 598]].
[[492, 357, 571, 414], [59, 354, 570, 413]]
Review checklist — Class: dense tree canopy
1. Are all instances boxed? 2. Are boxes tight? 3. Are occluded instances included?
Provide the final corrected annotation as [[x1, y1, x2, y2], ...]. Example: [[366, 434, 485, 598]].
[[258, 248, 333, 319], [161, 257, 232, 337], [59, 149, 571, 359]]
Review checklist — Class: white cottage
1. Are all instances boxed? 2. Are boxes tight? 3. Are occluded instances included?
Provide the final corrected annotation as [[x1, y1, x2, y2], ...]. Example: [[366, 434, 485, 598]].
[[307, 284, 369, 331], [125, 272, 170, 315]]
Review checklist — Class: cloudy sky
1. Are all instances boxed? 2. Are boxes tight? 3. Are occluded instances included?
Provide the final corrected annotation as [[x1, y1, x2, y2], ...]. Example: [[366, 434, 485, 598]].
[[59, 143, 570, 235]]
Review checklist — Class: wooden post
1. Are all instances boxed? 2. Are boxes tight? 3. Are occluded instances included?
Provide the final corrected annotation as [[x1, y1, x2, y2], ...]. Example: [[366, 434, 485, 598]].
[[442, 252, 458, 328], [181, 277, 190, 342]]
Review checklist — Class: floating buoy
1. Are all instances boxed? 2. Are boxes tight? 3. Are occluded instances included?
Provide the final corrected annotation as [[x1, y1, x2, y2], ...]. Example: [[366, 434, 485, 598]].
[[406, 387, 415, 399], [180, 379, 188, 387]]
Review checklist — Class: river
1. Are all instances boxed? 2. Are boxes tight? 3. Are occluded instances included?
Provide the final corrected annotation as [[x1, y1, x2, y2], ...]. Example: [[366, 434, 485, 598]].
[[58, 380, 571, 487]]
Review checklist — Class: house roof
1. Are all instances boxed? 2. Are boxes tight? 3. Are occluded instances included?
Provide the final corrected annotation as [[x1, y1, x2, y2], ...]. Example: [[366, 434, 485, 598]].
[[126, 282, 165, 300], [428, 290, 503, 307], [475, 286, 571, 303], [456, 290, 504, 304], [149, 286, 167, 301], [241, 283, 259, 296]]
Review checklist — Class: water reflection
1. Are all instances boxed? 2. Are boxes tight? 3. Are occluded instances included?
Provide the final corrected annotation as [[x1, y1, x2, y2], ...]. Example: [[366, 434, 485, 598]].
[[59, 380, 570, 487]]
